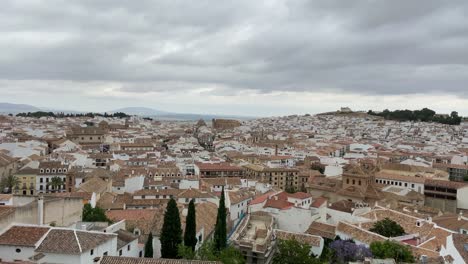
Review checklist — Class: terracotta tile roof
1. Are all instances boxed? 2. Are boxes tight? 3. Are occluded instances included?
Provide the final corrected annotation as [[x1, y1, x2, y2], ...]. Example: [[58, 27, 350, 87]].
[[286, 192, 312, 200], [178, 189, 214, 199], [432, 214, 468, 232], [133, 188, 181, 197], [0, 152, 16, 166], [126, 198, 169, 207], [311, 197, 327, 208], [116, 230, 138, 249], [78, 177, 109, 194], [263, 198, 293, 210], [306, 222, 336, 239], [0, 206, 15, 218], [425, 179, 468, 189], [359, 207, 453, 252], [249, 191, 277, 205], [0, 194, 12, 200], [182, 202, 218, 236], [0, 226, 50, 247], [100, 256, 222, 264], [106, 209, 165, 239], [274, 229, 322, 247], [227, 190, 253, 205], [452, 233, 468, 261], [36, 229, 115, 254], [98, 192, 132, 210], [329, 200, 358, 213], [196, 162, 244, 171]]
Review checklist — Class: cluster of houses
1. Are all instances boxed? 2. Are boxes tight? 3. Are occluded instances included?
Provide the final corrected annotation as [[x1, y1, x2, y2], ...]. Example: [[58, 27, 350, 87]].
[[0, 112, 467, 263]]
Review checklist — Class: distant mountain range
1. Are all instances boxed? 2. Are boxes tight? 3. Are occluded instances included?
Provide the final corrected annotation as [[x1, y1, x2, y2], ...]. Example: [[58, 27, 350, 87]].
[[109, 107, 170, 116], [0, 102, 254, 121], [109, 107, 253, 120], [0, 102, 41, 113]]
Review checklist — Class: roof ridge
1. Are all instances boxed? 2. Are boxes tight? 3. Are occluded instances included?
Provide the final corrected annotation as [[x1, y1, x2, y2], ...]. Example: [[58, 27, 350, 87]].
[[73, 229, 82, 253]]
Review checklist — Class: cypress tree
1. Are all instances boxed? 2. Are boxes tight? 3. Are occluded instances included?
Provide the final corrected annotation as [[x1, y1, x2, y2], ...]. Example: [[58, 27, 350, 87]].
[[214, 186, 227, 251], [184, 199, 197, 252], [144, 232, 154, 258], [160, 198, 182, 258]]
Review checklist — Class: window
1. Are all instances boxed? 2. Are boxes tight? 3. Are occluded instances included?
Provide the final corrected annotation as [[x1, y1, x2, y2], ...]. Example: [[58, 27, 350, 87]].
[[90, 249, 94, 255], [352, 179, 355, 185], [103, 251, 108, 256], [139, 251, 143, 257], [40, 178, 43, 183], [46, 169, 50, 173], [128, 245, 131, 251], [63, 169, 67, 173], [358, 180, 361, 186], [16, 248, 21, 253], [40, 169, 44, 173], [346, 179, 349, 184], [119, 249, 122, 256], [52, 169, 56, 173]]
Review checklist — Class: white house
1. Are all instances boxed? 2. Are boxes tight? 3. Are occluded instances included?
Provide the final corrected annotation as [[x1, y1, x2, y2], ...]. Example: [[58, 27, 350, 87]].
[[35, 229, 118, 264], [440, 234, 468, 264], [0, 225, 50, 262]]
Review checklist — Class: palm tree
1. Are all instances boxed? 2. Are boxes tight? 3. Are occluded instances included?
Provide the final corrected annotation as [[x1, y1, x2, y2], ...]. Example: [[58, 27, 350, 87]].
[[48, 176, 64, 192], [0, 175, 20, 193]]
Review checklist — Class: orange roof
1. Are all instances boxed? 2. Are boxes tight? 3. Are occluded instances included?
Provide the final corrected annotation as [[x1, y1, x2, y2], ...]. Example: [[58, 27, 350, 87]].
[[250, 191, 277, 205], [264, 198, 293, 210]]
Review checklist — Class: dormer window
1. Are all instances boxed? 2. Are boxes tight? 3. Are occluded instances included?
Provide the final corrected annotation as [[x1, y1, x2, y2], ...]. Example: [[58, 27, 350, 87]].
[[52, 169, 56, 173], [416, 220, 422, 227], [46, 169, 50, 173], [63, 169, 67, 173], [40, 169, 44, 173]]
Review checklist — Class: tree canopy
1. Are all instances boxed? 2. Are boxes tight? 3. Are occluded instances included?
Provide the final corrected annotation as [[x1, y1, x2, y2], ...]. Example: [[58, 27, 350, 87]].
[[184, 199, 197, 252], [144, 232, 154, 258], [368, 108, 462, 125], [273, 238, 321, 264], [179, 240, 245, 264], [48, 176, 63, 192], [0, 174, 19, 193], [82, 204, 111, 223], [369, 218, 405, 237], [370, 240, 414, 263], [160, 198, 183, 258], [214, 186, 227, 251]]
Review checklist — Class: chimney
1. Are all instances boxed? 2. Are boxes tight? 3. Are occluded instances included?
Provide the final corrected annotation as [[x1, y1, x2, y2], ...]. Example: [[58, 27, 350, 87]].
[[38, 196, 44, 225]]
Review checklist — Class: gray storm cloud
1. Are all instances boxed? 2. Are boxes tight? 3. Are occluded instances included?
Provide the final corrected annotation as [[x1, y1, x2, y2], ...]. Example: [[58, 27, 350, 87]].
[[1, 0, 468, 98]]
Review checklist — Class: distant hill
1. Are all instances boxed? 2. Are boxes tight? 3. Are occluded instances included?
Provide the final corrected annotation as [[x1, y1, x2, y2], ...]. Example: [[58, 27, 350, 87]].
[[0, 102, 255, 121], [0, 102, 41, 114], [109, 107, 255, 121], [109, 107, 169, 116]]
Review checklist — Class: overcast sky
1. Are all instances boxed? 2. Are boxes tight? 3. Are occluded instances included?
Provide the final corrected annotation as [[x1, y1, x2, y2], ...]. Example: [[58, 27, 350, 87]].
[[1, 0, 468, 116]]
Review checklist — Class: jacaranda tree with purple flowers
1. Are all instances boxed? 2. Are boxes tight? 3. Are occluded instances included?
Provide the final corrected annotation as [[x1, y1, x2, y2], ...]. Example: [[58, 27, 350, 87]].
[[330, 239, 372, 263]]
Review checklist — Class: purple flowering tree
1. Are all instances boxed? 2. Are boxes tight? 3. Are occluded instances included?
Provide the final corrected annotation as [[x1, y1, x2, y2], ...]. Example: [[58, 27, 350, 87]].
[[330, 239, 372, 263]]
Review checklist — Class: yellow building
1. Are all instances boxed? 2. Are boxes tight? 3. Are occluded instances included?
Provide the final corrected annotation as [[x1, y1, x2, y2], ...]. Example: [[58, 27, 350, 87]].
[[14, 168, 38, 196]]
